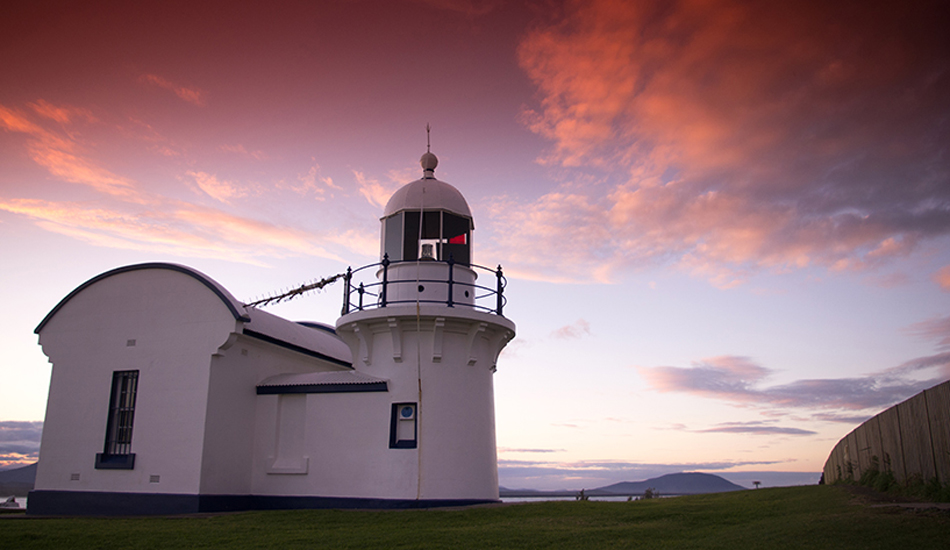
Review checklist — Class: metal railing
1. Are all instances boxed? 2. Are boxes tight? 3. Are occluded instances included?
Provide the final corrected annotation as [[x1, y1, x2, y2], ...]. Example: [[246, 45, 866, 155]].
[[341, 254, 508, 316]]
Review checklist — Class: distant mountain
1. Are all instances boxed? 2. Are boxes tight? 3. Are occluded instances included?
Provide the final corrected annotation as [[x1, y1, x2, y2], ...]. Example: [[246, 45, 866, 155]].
[[0, 463, 36, 496], [595, 472, 745, 495], [500, 472, 746, 498]]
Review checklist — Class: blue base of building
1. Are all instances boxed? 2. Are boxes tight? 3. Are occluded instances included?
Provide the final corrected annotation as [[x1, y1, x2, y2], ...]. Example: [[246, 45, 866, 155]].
[[27, 490, 498, 516]]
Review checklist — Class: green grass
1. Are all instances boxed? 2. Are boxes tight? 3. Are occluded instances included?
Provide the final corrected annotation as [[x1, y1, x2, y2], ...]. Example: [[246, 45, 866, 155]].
[[2, 486, 948, 549]]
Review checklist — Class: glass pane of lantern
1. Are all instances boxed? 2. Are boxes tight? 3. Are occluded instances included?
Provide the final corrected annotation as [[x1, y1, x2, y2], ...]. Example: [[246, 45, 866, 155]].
[[384, 215, 403, 261], [442, 212, 471, 265], [402, 211, 420, 261], [421, 211, 441, 240]]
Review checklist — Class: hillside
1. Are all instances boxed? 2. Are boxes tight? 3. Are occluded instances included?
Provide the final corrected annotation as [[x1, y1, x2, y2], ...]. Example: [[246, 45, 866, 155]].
[[595, 472, 745, 495], [501, 472, 745, 497], [0, 463, 36, 496]]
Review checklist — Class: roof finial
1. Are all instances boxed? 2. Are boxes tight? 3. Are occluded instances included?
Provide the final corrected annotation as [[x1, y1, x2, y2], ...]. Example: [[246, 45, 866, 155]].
[[420, 124, 438, 177]]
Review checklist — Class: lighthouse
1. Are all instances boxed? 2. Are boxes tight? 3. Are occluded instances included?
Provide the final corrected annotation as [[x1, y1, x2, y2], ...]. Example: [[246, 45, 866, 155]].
[[335, 149, 516, 501], [29, 147, 515, 515]]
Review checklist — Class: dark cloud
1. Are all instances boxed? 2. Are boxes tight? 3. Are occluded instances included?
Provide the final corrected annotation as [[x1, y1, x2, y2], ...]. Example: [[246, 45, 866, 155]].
[[810, 412, 873, 424], [0, 421, 42, 468], [639, 354, 946, 413], [498, 447, 565, 453], [905, 315, 950, 350], [664, 419, 817, 436], [882, 351, 950, 380], [0, 421, 42, 443], [697, 422, 817, 436]]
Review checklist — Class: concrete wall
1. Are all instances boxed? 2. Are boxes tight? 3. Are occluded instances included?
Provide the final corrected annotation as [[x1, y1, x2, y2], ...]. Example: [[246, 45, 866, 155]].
[[824, 380, 950, 485]]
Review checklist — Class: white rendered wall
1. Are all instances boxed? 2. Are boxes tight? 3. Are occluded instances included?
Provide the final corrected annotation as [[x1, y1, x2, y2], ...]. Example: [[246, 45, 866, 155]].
[[250, 390, 414, 499], [35, 269, 239, 496], [236, 337, 360, 497]]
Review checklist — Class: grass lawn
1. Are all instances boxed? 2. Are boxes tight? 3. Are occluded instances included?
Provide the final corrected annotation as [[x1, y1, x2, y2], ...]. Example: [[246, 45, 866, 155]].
[[2, 485, 948, 549]]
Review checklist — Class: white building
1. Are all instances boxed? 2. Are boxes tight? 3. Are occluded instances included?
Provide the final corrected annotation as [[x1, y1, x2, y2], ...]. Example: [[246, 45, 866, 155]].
[[28, 151, 515, 515]]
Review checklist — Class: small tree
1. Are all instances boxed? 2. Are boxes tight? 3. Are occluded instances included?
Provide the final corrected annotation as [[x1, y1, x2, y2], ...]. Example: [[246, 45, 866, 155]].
[[641, 487, 657, 500], [752, 481, 761, 489]]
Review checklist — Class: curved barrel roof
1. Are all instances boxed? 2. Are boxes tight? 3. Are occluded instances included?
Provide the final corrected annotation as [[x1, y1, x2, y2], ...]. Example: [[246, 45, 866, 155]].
[[382, 151, 472, 220], [36, 262, 352, 367]]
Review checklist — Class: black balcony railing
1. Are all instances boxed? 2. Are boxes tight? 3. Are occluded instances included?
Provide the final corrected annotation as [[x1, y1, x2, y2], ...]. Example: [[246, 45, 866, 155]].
[[341, 254, 508, 316]]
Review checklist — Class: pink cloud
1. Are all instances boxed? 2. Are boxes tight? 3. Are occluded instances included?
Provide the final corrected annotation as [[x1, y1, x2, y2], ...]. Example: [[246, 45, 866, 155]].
[[511, 0, 950, 285], [220, 144, 268, 160], [551, 319, 591, 340], [139, 74, 207, 106], [639, 356, 769, 401]]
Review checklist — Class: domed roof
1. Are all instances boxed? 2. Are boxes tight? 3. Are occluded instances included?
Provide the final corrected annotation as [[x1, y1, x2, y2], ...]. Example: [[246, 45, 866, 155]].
[[382, 152, 473, 219]]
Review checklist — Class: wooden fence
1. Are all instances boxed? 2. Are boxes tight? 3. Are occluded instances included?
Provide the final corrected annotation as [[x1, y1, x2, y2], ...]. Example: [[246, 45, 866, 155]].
[[824, 380, 950, 484]]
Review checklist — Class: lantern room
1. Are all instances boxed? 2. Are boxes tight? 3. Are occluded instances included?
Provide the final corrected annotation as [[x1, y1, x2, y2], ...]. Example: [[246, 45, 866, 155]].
[[380, 152, 473, 266]]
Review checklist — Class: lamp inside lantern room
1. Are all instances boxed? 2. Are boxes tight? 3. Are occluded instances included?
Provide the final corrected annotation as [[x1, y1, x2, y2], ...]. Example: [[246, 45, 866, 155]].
[[382, 209, 472, 265]]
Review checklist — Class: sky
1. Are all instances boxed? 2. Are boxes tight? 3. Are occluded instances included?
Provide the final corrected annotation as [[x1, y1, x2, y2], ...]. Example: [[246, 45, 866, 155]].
[[1, 0, 949, 490]]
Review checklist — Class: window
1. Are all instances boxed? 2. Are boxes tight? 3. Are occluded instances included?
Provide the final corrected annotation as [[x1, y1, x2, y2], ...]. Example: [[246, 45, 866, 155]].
[[381, 210, 472, 265], [95, 370, 138, 469], [389, 403, 418, 449]]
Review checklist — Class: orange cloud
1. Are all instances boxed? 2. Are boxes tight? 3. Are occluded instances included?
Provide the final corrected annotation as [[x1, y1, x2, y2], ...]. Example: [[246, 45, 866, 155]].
[[0, 103, 139, 199], [513, 0, 950, 285], [934, 266, 950, 292], [187, 170, 246, 204], [0, 197, 347, 265], [28, 99, 96, 124], [140, 74, 207, 106], [354, 170, 401, 210], [276, 164, 342, 198], [2, 98, 378, 265], [31, 147, 139, 198]]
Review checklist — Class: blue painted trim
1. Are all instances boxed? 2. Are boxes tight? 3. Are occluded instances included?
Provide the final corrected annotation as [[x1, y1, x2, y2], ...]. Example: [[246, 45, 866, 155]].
[[256, 382, 388, 394], [95, 453, 135, 470], [27, 490, 497, 516], [389, 402, 418, 449], [35, 263, 250, 334], [243, 329, 352, 368]]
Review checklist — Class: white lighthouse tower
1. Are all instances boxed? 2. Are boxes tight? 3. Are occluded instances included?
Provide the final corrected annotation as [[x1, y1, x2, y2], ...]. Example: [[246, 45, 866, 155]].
[[335, 149, 516, 502]]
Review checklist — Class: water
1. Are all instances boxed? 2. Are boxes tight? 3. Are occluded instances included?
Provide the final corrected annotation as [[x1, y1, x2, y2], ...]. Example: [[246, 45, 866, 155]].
[[1, 496, 27, 510], [501, 495, 643, 503]]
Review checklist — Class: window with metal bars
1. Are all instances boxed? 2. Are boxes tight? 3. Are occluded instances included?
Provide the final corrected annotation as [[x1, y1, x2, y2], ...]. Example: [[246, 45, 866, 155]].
[[95, 370, 138, 469]]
